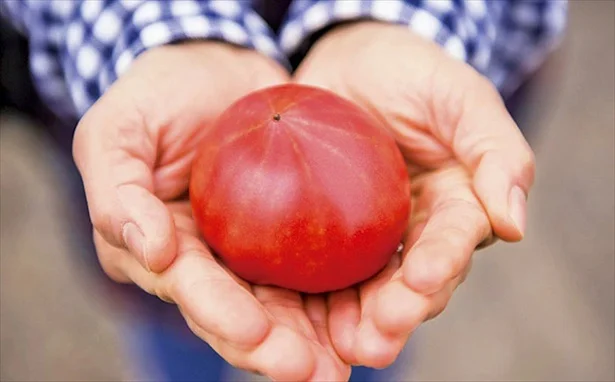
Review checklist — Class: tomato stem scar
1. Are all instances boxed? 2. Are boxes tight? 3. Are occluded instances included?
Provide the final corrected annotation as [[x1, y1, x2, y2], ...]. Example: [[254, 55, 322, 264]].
[[273, 113, 281, 121]]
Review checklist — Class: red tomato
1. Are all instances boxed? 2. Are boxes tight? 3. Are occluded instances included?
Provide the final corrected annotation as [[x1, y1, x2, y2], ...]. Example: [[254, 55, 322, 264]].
[[190, 84, 410, 293]]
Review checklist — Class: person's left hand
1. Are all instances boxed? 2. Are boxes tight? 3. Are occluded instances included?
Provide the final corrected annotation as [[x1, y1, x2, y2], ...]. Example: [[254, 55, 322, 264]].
[[293, 21, 536, 368]]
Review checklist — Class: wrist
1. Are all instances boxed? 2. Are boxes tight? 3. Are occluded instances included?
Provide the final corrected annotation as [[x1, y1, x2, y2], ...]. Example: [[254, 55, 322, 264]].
[[311, 20, 402, 50]]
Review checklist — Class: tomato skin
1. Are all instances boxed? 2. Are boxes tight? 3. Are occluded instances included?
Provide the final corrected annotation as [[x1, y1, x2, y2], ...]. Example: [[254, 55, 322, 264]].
[[190, 84, 410, 293]]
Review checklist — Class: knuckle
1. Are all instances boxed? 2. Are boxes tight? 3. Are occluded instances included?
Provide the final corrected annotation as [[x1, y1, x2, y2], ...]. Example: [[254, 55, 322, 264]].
[[458, 260, 473, 285], [425, 301, 448, 321], [442, 224, 471, 249], [437, 249, 460, 276], [164, 251, 218, 300], [418, 295, 434, 320]]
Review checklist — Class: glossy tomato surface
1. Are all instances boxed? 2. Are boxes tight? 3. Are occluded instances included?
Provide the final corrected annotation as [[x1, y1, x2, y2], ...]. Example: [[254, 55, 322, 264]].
[[190, 84, 410, 293]]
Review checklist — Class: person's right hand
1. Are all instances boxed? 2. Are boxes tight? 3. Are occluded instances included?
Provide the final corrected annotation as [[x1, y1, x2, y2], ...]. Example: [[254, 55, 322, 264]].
[[73, 42, 349, 381]]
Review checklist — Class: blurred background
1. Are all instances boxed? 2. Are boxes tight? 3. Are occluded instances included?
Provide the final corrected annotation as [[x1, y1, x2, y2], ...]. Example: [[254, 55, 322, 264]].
[[1, 1, 613, 381]]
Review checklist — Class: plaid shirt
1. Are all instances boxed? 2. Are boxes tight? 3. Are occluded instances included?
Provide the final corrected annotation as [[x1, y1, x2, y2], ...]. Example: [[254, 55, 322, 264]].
[[1, 0, 568, 121]]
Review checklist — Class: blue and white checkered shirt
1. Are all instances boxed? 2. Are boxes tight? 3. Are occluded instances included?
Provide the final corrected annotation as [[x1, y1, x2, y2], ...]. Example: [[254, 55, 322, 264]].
[[1, 0, 568, 121]]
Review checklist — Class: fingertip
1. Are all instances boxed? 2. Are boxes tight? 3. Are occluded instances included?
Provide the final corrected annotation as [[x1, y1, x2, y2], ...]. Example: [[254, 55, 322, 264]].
[[492, 217, 524, 243], [251, 326, 316, 382], [373, 279, 429, 335], [354, 320, 402, 369], [486, 204, 523, 242], [327, 289, 361, 364]]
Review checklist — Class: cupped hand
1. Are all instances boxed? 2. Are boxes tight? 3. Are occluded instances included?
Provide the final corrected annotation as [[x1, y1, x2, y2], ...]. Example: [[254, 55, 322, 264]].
[[74, 42, 349, 381], [294, 22, 536, 367], [95, 200, 349, 381]]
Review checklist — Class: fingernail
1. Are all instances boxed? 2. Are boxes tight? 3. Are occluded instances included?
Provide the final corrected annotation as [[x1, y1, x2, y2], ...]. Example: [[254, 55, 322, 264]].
[[122, 222, 150, 271], [508, 185, 527, 237]]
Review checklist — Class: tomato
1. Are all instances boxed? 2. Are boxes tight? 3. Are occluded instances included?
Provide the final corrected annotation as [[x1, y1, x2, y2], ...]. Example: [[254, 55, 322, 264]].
[[190, 84, 410, 293]]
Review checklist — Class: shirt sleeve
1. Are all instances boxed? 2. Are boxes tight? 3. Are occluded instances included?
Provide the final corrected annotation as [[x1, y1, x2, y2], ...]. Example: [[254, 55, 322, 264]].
[[0, 0, 287, 120], [278, 0, 568, 98]]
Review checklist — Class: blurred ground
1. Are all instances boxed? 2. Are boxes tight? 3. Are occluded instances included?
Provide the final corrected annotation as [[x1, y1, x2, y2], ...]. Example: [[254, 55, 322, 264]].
[[1, 1, 614, 381], [0, 114, 127, 381]]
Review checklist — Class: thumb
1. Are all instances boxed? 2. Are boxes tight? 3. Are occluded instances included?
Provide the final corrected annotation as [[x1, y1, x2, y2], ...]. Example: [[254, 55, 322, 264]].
[[73, 101, 176, 272], [448, 77, 535, 242]]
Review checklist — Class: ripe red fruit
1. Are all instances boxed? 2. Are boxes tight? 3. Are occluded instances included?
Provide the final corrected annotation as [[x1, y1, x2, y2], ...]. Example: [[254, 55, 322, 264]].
[[190, 84, 410, 293]]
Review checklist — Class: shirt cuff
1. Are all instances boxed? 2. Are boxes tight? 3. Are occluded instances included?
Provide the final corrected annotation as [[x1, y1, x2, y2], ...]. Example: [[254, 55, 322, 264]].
[[62, 0, 286, 115], [279, 0, 495, 71]]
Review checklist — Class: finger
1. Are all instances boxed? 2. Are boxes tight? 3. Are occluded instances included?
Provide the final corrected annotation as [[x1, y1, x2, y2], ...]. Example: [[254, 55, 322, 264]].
[[305, 295, 334, 354], [167, 240, 327, 382], [373, 265, 467, 338], [96, 229, 318, 381], [184, 313, 316, 382], [341, 255, 401, 369], [104, 229, 272, 347], [358, 253, 401, 305], [253, 286, 316, 341], [356, 272, 462, 368], [328, 250, 408, 366], [443, 72, 535, 241], [327, 288, 361, 365], [304, 296, 352, 381], [424, 266, 469, 321], [403, 195, 490, 294], [353, 316, 408, 369], [254, 288, 350, 381], [73, 99, 175, 272], [165, 236, 273, 349]]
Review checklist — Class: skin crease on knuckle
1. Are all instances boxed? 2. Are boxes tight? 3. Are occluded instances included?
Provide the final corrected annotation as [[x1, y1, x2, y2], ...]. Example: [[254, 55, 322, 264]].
[[374, 278, 430, 334], [356, 328, 407, 370]]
